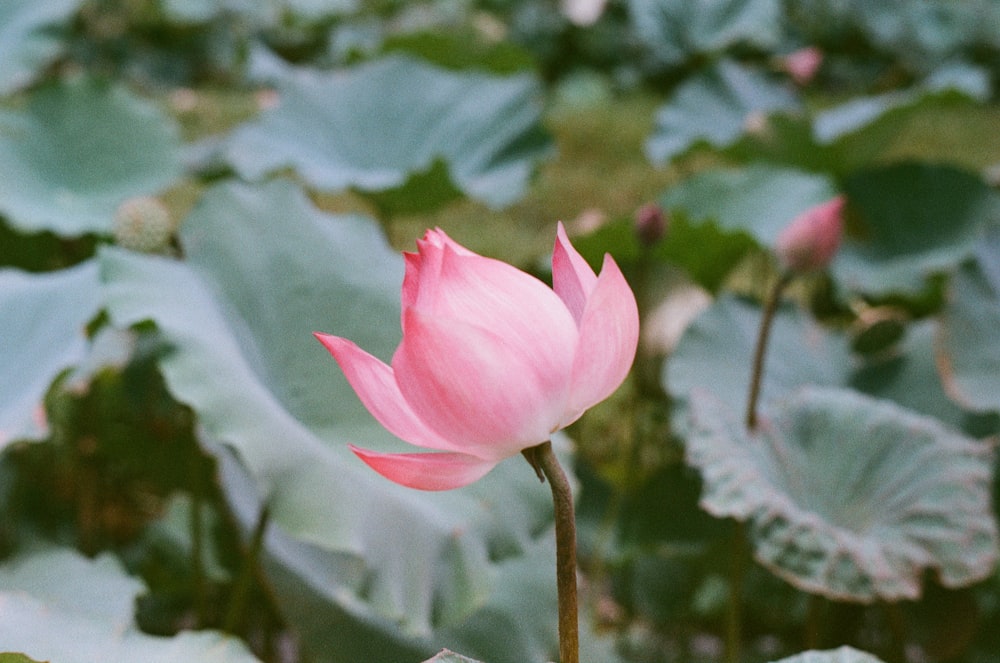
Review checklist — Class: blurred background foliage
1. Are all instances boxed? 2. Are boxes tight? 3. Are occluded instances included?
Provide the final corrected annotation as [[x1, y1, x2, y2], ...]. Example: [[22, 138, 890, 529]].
[[2, 1, 1000, 662]]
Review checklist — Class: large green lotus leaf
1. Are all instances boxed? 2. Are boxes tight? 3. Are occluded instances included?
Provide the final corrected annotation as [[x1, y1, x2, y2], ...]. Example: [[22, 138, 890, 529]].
[[0, 548, 260, 662], [224, 55, 552, 212], [423, 652, 483, 663], [0, 261, 101, 448], [687, 386, 998, 602], [0, 77, 183, 236], [628, 0, 782, 70], [215, 434, 620, 663], [770, 647, 885, 663], [850, 321, 977, 432], [938, 226, 1000, 413], [667, 295, 852, 423], [835, 163, 1000, 295], [0, 0, 80, 94], [99, 180, 558, 639], [659, 165, 838, 247], [646, 59, 800, 166]]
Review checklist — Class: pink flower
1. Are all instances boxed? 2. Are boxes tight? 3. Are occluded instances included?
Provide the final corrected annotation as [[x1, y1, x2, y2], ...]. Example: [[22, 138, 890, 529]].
[[775, 196, 845, 273], [782, 46, 823, 85], [315, 224, 639, 491]]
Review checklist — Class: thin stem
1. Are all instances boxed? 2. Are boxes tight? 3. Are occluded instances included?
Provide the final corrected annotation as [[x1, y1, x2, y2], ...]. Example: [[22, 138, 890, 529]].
[[224, 504, 270, 634], [726, 522, 746, 663], [535, 441, 579, 663], [745, 274, 791, 430]]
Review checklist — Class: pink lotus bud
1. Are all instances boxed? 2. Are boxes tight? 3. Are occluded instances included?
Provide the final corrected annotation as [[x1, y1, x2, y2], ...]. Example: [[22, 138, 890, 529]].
[[635, 203, 667, 246], [782, 46, 823, 86], [315, 223, 639, 490], [775, 196, 845, 273]]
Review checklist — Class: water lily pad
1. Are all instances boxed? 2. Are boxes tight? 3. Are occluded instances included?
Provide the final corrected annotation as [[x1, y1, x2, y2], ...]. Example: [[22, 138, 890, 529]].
[[687, 386, 998, 602], [659, 165, 839, 247], [0, 261, 101, 448], [99, 180, 566, 653], [646, 59, 800, 166], [770, 647, 885, 663], [0, 548, 260, 663], [0, 0, 80, 94], [224, 55, 552, 213], [0, 77, 183, 236], [938, 226, 1000, 413], [835, 163, 1000, 295]]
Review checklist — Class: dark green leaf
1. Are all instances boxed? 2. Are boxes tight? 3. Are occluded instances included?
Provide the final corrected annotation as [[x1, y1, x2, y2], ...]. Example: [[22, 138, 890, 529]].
[[836, 163, 1000, 295]]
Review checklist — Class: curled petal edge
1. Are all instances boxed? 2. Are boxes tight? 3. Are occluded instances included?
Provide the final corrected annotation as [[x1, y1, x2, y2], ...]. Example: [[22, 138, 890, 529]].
[[564, 253, 639, 423], [552, 221, 598, 324], [350, 445, 498, 491], [313, 332, 456, 454]]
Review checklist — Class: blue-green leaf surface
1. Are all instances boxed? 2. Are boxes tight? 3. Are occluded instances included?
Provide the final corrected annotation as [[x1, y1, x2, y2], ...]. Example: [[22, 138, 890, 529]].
[[0, 548, 260, 662], [0, 261, 100, 448], [770, 647, 885, 663], [0, 77, 183, 236], [224, 55, 552, 211], [646, 59, 800, 165], [0, 0, 80, 94], [99, 180, 584, 661], [938, 226, 1000, 412], [687, 387, 998, 602]]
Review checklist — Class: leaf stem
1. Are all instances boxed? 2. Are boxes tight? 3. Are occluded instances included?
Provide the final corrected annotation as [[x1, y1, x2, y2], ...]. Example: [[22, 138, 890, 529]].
[[535, 441, 579, 663], [224, 503, 270, 634]]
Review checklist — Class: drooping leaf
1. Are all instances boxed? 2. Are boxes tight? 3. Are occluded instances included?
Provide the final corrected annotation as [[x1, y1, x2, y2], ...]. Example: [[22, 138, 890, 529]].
[[646, 59, 800, 166], [0, 0, 80, 95], [835, 163, 1000, 295], [0, 548, 260, 663], [769, 647, 886, 663], [687, 387, 998, 602], [658, 165, 839, 247], [938, 226, 1000, 413], [223, 55, 553, 213], [628, 0, 783, 70], [99, 180, 584, 660], [0, 261, 101, 448], [0, 77, 183, 236], [667, 295, 852, 424]]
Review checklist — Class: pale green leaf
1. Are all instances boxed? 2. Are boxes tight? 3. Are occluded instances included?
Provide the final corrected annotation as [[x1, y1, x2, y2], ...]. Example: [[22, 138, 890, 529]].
[[687, 387, 998, 602], [0, 77, 183, 236], [770, 646, 885, 663], [0, 0, 79, 94]]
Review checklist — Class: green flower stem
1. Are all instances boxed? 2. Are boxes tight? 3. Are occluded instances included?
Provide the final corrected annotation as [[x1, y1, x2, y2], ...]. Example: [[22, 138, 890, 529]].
[[532, 441, 580, 663], [224, 504, 270, 634], [745, 274, 791, 430], [727, 272, 792, 663]]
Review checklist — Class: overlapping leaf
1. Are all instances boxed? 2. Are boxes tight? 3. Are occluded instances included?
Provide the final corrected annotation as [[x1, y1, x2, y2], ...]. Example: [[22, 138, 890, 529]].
[[687, 386, 998, 602], [667, 295, 852, 423], [0, 0, 80, 94], [628, 0, 782, 70], [0, 548, 260, 662], [0, 77, 183, 236], [99, 180, 572, 658], [224, 55, 552, 213], [938, 227, 1000, 413], [0, 261, 101, 448]]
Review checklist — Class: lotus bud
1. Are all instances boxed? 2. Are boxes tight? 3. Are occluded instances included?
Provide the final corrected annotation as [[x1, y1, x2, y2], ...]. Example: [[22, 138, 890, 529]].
[[781, 46, 823, 86], [635, 203, 667, 246], [113, 196, 175, 253], [775, 196, 845, 274]]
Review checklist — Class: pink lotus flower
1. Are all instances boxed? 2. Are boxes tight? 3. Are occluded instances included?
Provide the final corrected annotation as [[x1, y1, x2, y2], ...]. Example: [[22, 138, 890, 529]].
[[315, 224, 639, 491], [775, 196, 845, 273]]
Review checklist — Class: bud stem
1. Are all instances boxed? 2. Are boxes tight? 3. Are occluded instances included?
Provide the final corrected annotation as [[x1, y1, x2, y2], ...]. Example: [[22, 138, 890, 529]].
[[534, 441, 579, 663]]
